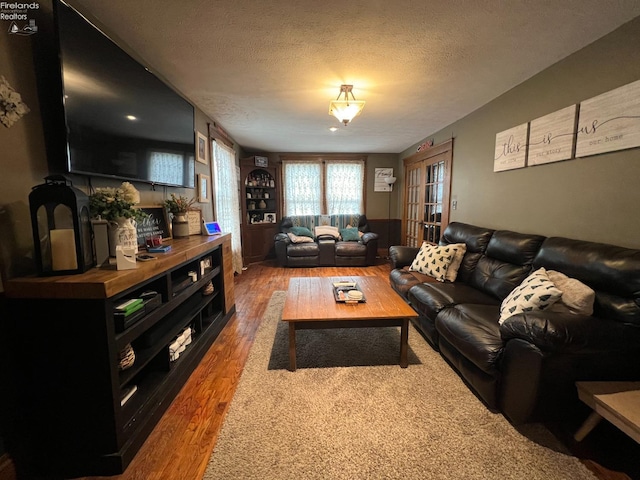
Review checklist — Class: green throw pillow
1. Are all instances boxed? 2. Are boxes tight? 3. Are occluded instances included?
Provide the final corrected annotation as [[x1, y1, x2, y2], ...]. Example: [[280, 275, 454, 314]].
[[340, 228, 361, 241], [289, 226, 314, 238]]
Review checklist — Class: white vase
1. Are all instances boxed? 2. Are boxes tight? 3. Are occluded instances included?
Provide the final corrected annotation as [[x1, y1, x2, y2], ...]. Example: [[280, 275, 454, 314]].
[[172, 213, 190, 238], [108, 217, 138, 257]]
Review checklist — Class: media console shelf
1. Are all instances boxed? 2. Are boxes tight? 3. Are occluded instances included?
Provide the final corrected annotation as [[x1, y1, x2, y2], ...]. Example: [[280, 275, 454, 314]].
[[1, 234, 235, 478]]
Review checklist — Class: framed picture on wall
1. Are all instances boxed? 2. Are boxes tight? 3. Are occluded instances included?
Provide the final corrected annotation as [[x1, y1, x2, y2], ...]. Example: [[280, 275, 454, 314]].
[[198, 174, 210, 203], [254, 156, 268, 167], [197, 131, 208, 164]]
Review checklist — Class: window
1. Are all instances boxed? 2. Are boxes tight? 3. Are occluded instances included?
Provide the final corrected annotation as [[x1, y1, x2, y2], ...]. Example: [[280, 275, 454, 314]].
[[212, 140, 243, 273], [282, 155, 365, 216]]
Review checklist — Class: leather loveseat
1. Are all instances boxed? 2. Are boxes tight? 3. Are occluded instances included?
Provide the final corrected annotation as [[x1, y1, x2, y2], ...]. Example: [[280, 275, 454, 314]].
[[389, 222, 640, 425], [274, 214, 378, 267]]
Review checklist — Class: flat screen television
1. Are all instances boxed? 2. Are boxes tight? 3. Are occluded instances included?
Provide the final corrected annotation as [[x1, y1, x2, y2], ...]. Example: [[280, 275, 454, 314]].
[[35, 0, 196, 188]]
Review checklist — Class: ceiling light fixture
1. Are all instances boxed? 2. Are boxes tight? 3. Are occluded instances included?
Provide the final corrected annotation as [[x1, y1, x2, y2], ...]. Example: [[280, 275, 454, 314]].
[[329, 84, 365, 126]]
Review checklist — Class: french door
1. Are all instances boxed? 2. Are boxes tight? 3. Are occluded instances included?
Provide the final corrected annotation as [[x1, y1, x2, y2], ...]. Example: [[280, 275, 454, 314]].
[[402, 139, 453, 247]]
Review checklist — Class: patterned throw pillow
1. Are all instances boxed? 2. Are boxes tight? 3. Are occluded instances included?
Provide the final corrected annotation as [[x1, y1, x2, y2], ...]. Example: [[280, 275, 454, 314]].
[[409, 243, 459, 282], [499, 267, 563, 324]]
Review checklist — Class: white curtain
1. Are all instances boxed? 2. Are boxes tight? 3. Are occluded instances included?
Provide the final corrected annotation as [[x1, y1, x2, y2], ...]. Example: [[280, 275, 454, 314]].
[[326, 161, 364, 214], [283, 159, 364, 215], [283, 162, 322, 216], [212, 140, 243, 274]]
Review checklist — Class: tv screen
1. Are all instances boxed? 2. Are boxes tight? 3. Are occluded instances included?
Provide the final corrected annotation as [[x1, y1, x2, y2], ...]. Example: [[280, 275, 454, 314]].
[[36, 0, 196, 188]]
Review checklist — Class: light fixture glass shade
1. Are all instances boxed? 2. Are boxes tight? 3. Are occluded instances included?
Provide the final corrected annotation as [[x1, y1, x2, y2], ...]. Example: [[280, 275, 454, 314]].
[[329, 100, 365, 125], [384, 176, 397, 185], [329, 84, 365, 126]]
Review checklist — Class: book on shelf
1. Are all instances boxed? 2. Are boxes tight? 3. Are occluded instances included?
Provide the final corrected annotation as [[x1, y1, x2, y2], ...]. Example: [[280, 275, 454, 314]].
[[120, 384, 138, 407], [115, 298, 143, 313]]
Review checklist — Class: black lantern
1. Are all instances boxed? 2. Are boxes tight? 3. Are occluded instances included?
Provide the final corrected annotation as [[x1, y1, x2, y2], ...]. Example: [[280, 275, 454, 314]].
[[29, 175, 95, 276]]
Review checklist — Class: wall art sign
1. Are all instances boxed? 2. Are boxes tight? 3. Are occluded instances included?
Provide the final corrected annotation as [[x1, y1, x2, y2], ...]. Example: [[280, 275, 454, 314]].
[[135, 206, 171, 246], [575, 79, 640, 158], [528, 105, 577, 166], [187, 209, 202, 235], [494, 123, 529, 172], [374, 167, 394, 192]]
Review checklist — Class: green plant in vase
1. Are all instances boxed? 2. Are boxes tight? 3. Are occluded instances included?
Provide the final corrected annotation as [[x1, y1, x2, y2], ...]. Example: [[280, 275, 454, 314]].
[[164, 194, 195, 238], [89, 182, 146, 256]]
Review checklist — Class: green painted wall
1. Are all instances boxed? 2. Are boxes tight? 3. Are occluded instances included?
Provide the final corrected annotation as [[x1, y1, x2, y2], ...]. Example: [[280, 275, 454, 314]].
[[401, 16, 640, 249]]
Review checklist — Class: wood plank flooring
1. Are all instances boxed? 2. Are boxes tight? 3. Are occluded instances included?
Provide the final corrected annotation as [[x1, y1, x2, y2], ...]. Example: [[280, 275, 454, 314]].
[[1, 259, 634, 480]]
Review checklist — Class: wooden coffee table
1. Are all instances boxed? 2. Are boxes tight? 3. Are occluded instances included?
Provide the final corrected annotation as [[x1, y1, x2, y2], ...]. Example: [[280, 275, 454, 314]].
[[281, 276, 419, 371]]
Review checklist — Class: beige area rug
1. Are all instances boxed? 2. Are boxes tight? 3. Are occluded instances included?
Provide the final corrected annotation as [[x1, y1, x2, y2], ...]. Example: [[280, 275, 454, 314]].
[[204, 291, 595, 480]]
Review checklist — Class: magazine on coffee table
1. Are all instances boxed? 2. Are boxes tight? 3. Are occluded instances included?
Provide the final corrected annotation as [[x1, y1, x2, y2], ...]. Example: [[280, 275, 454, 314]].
[[332, 281, 366, 303]]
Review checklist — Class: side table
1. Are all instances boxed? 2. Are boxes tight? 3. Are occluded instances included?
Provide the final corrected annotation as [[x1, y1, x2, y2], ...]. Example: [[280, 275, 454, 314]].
[[574, 381, 640, 443]]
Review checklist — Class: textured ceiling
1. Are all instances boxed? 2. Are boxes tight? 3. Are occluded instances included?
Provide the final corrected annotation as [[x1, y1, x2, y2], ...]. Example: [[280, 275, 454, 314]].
[[69, 0, 640, 154]]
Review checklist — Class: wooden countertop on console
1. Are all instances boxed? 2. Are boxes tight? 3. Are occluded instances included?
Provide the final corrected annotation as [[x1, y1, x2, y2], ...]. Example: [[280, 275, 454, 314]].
[[5, 234, 230, 300]]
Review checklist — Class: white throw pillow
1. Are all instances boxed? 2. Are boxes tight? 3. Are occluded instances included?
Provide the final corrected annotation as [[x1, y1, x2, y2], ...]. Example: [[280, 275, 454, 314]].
[[547, 270, 595, 316], [287, 232, 314, 244], [444, 243, 467, 282], [499, 267, 563, 324], [314, 225, 340, 238], [409, 243, 459, 282]]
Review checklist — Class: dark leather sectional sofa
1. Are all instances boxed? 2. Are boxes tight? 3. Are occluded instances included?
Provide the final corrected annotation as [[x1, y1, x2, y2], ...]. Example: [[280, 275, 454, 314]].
[[274, 214, 378, 267], [389, 222, 640, 425]]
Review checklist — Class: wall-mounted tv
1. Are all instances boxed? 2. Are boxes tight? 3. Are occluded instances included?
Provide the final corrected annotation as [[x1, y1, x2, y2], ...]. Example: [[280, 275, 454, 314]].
[[35, 0, 195, 189]]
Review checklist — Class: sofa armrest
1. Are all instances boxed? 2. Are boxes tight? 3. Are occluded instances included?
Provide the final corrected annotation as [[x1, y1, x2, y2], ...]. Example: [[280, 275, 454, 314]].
[[274, 232, 290, 244], [361, 232, 378, 245], [389, 245, 419, 269], [274, 232, 291, 266], [500, 311, 640, 353]]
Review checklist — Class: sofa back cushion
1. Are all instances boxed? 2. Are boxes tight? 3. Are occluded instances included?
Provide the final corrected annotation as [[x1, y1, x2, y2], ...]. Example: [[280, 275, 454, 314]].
[[469, 230, 546, 301], [440, 222, 494, 283], [533, 237, 640, 325], [280, 214, 369, 234]]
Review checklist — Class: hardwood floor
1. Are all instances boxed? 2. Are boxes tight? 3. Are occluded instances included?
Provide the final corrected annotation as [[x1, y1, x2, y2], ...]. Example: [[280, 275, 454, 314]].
[[1, 259, 635, 480]]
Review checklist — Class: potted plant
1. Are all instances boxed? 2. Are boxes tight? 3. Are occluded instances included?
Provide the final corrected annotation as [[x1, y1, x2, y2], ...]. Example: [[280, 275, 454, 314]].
[[164, 193, 195, 238], [89, 182, 145, 256]]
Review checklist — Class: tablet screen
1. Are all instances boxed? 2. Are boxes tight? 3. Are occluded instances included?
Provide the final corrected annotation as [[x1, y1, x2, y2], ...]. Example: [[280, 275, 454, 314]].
[[203, 221, 222, 235]]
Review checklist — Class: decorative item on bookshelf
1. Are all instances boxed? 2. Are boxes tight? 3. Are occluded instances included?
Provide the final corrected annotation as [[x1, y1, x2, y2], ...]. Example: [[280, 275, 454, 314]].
[[89, 182, 147, 256], [254, 156, 268, 167], [163, 194, 195, 238], [172, 214, 189, 238], [118, 343, 135, 370], [29, 175, 96, 275], [108, 217, 138, 256]]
